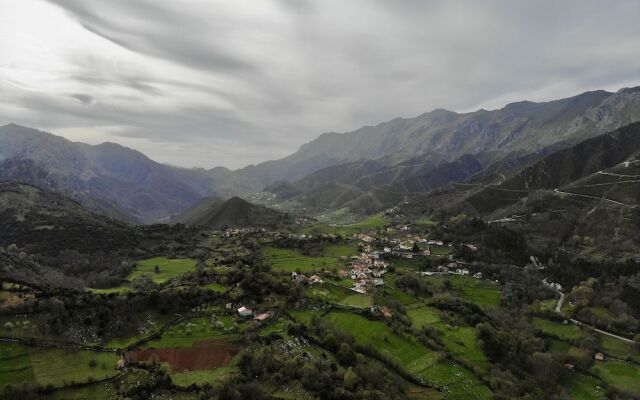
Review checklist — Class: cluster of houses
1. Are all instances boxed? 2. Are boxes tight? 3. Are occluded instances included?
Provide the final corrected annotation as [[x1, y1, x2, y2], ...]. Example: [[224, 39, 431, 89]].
[[353, 233, 375, 243], [222, 227, 266, 237], [291, 272, 323, 285], [294, 217, 315, 225], [420, 262, 482, 279], [227, 304, 272, 322], [341, 252, 388, 294]]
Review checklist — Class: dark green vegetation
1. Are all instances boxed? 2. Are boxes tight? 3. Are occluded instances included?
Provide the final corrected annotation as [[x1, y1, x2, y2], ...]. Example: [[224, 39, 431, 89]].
[[2, 183, 639, 400]]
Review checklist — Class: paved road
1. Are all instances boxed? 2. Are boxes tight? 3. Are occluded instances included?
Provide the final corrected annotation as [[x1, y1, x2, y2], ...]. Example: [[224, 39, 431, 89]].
[[569, 319, 633, 343], [555, 291, 565, 313], [545, 278, 635, 344], [553, 188, 636, 208], [597, 170, 640, 178]]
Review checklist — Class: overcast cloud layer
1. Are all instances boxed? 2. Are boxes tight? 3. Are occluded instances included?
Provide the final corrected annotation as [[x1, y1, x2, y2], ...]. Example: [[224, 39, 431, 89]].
[[0, 0, 639, 169]]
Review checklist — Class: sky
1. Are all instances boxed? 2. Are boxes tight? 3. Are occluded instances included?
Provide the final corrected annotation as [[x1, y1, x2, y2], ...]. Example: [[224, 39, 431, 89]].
[[0, 1, 639, 169]]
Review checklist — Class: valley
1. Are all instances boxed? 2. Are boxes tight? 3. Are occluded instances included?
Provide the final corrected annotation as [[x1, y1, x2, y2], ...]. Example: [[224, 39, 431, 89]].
[[1, 198, 640, 399], [2, 88, 640, 400]]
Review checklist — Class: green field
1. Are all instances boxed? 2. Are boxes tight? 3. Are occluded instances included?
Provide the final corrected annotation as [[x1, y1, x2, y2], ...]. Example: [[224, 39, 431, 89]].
[[424, 275, 501, 308], [46, 380, 116, 400], [415, 217, 436, 226], [87, 257, 199, 293], [86, 284, 132, 294], [591, 360, 640, 395], [532, 318, 584, 341], [143, 316, 237, 348], [407, 306, 442, 327], [0, 342, 34, 389], [144, 316, 234, 349], [305, 283, 372, 308], [202, 282, 228, 293], [560, 373, 605, 400], [307, 311, 492, 400], [0, 342, 119, 389], [128, 257, 198, 284], [598, 334, 639, 362], [259, 319, 291, 336], [432, 323, 489, 371], [171, 365, 237, 387], [264, 245, 356, 273]]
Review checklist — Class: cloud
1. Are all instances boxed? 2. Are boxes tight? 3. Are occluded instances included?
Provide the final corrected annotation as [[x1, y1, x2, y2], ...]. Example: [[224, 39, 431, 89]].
[[0, 0, 639, 168], [69, 93, 94, 105]]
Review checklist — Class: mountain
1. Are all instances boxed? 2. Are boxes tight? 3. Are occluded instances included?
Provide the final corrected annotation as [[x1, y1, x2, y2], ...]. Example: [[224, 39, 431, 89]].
[[464, 121, 640, 213], [244, 86, 640, 185], [401, 122, 640, 257], [176, 196, 292, 229], [3, 86, 640, 222], [257, 87, 640, 213], [0, 124, 227, 223]]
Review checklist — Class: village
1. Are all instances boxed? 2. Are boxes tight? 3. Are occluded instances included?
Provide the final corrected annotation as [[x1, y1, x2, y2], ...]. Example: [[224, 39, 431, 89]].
[[284, 228, 483, 296]]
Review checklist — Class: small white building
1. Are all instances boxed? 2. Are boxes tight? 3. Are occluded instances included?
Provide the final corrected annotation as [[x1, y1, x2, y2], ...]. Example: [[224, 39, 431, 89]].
[[237, 306, 253, 317]]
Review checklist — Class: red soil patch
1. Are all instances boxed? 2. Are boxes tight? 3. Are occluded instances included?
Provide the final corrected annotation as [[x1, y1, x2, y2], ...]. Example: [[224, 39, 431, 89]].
[[128, 340, 241, 372]]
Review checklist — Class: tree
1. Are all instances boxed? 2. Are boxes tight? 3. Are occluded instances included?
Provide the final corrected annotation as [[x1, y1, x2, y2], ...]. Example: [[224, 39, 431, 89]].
[[154, 265, 160, 274], [343, 367, 360, 389], [571, 285, 594, 307], [336, 343, 356, 366], [412, 242, 420, 253]]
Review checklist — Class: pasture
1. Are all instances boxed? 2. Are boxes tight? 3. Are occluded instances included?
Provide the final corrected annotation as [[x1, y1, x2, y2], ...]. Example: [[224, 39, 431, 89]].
[[142, 316, 237, 349], [532, 318, 584, 341], [591, 360, 640, 395], [128, 257, 198, 284], [264, 245, 355, 273], [305, 283, 372, 308], [314, 311, 492, 400], [425, 275, 501, 308], [561, 373, 605, 400], [0, 342, 119, 389]]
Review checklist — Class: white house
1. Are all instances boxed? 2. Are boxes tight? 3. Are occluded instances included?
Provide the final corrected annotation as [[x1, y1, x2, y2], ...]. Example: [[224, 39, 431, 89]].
[[237, 306, 253, 317]]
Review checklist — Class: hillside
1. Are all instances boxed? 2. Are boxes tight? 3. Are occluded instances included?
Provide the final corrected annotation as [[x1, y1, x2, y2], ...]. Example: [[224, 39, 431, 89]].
[[399, 122, 640, 257], [0, 182, 136, 256], [176, 196, 292, 229], [465, 121, 640, 213]]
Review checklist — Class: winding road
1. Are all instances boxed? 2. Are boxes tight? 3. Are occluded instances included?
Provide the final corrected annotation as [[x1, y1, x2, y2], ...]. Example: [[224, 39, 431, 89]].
[[546, 279, 634, 344]]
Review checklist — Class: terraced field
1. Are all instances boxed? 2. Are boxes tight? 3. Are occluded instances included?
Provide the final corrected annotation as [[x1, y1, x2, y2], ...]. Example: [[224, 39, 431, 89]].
[[0, 342, 119, 389], [308, 311, 493, 400], [591, 360, 640, 396]]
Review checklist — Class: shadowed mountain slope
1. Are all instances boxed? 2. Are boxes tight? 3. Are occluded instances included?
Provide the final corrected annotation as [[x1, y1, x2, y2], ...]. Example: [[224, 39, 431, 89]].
[[176, 196, 292, 229]]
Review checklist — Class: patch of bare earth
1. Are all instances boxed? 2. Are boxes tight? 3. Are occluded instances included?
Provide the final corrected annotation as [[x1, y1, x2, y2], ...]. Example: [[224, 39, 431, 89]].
[[127, 339, 241, 372]]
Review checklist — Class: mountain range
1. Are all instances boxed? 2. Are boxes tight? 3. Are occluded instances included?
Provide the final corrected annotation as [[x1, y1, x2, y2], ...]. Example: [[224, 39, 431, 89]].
[[2, 85, 640, 222]]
